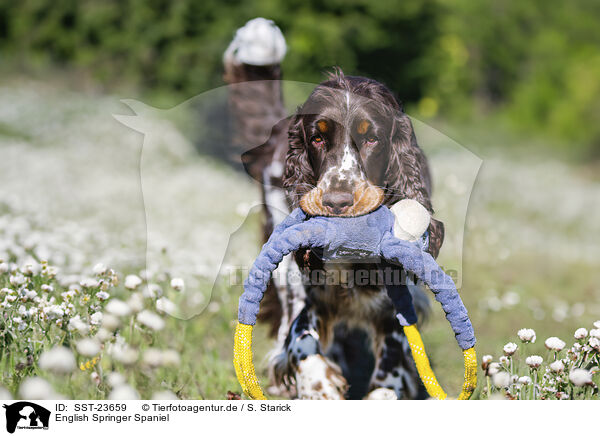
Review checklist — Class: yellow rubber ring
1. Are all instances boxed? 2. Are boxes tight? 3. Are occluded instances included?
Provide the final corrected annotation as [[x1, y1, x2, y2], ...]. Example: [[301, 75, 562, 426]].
[[233, 323, 267, 400], [403, 325, 477, 400]]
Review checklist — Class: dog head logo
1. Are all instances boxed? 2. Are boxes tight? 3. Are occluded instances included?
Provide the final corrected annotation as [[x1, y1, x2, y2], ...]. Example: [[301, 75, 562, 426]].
[[114, 81, 480, 321], [3, 402, 51, 433]]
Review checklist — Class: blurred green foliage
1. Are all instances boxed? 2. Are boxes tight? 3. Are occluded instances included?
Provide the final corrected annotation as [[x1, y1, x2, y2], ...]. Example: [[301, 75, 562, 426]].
[[0, 0, 599, 156]]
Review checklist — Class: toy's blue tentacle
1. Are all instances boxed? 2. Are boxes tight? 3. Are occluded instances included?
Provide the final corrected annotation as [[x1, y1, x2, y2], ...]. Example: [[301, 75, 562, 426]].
[[238, 218, 327, 325], [380, 233, 476, 350], [381, 261, 418, 327]]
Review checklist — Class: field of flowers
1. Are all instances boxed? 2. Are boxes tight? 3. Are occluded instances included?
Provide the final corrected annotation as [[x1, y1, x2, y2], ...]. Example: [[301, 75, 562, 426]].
[[1, 77, 599, 399]]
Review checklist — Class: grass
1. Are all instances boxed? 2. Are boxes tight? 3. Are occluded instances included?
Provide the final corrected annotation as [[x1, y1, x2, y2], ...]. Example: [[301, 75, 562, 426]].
[[0, 77, 599, 399]]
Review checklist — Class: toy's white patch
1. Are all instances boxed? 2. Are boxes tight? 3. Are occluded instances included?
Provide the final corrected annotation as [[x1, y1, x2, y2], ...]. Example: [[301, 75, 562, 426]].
[[390, 199, 430, 241], [296, 355, 346, 400], [224, 18, 287, 66]]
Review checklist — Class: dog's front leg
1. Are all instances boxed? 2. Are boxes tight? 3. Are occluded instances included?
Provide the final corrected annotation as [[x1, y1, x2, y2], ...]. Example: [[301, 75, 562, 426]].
[[284, 307, 347, 399]]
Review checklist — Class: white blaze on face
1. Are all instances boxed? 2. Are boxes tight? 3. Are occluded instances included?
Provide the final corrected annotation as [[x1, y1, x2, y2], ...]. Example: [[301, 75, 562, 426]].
[[319, 144, 365, 190]]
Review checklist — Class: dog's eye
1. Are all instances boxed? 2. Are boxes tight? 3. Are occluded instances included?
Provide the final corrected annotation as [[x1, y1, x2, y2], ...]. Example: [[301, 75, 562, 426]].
[[365, 135, 378, 145], [311, 136, 325, 147]]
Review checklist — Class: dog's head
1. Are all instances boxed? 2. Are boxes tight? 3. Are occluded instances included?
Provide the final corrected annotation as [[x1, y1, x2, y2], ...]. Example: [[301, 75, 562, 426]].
[[284, 69, 432, 218]]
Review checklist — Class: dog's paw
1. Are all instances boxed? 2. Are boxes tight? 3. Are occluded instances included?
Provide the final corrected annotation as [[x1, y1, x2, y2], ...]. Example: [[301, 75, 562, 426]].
[[364, 387, 398, 400], [224, 17, 286, 66], [296, 355, 347, 400]]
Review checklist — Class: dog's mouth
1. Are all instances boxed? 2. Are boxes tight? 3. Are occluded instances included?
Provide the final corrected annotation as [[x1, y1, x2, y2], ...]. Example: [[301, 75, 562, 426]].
[[299, 182, 385, 217]]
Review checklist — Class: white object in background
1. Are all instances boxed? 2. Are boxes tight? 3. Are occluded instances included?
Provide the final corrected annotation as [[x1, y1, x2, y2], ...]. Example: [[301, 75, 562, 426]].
[[223, 17, 287, 66]]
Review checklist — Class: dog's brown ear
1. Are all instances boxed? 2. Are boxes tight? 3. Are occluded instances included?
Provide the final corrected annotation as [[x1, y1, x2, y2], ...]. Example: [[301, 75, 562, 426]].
[[384, 112, 444, 257], [282, 113, 317, 204], [241, 117, 291, 183]]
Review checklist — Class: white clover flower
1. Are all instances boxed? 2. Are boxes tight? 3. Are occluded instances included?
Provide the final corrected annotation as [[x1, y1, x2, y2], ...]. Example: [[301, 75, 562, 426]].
[[549, 360, 565, 373], [90, 371, 101, 386], [124, 274, 142, 290], [96, 290, 110, 301], [44, 305, 64, 319], [569, 368, 592, 386], [487, 362, 501, 376], [76, 338, 101, 357], [589, 337, 600, 351], [481, 355, 493, 368], [67, 315, 90, 334], [106, 372, 126, 388], [40, 284, 53, 293], [142, 348, 164, 367], [108, 344, 138, 365], [170, 278, 185, 292], [544, 337, 566, 351], [499, 356, 509, 365], [207, 301, 220, 313], [0, 262, 8, 274], [0, 386, 12, 400], [161, 349, 181, 367], [492, 372, 511, 388], [80, 278, 99, 288], [22, 290, 37, 301], [93, 263, 107, 275], [151, 390, 178, 400], [95, 328, 112, 343], [137, 310, 165, 331], [108, 384, 139, 400], [12, 316, 23, 325], [589, 329, 600, 339], [593, 320, 600, 329], [10, 274, 26, 287], [105, 299, 131, 317], [39, 346, 76, 373], [101, 313, 120, 330], [517, 328, 536, 343], [19, 377, 61, 400], [503, 342, 518, 356], [144, 283, 163, 299], [127, 293, 144, 313], [90, 311, 103, 325], [526, 355, 543, 368], [574, 328, 588, 340], [517, 376, 532, 385], [156, 297, 176, 315]]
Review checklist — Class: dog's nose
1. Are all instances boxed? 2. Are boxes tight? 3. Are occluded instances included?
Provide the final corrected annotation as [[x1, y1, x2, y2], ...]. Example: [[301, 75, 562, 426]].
[[322, 191, 354, 215]]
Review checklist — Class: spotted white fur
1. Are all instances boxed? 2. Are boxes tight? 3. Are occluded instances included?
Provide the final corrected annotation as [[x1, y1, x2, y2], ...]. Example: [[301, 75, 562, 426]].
[[364, 387, 398, 400], [318, 144, 365, 190], [296, 355, 347, 400]]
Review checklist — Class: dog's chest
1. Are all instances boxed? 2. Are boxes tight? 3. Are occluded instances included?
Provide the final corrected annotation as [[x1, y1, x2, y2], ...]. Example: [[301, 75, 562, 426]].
[[308, 261, 394, 324]]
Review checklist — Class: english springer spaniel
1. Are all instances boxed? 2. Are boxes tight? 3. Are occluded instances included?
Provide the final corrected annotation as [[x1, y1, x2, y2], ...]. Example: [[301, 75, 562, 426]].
[[224, 18, 444, 400]]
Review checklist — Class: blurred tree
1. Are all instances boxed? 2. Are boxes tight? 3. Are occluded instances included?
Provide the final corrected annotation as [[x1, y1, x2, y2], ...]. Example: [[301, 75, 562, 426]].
[[0, 0, 439, 104], [1, 0, 598, 155]]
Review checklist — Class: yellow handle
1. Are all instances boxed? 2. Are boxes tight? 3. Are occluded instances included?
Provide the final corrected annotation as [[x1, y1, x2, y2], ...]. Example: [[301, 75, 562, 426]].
[[403, 324, 477, 400], [234, 323, 267, 400], [234, 322, 476, 400], [458, 347, 477, 400]]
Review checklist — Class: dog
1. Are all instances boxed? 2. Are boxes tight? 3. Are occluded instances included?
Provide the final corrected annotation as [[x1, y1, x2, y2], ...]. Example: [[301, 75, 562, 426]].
[[224, 18, 444, 399]]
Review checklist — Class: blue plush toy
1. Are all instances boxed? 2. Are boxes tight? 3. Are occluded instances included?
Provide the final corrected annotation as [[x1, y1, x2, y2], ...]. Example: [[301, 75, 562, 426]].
[[234, 199, 477, 400]]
